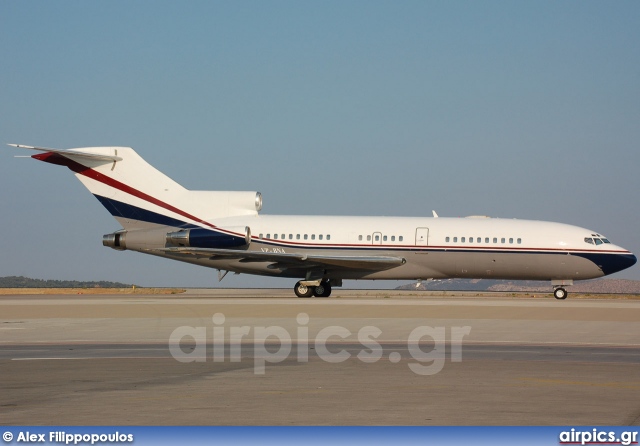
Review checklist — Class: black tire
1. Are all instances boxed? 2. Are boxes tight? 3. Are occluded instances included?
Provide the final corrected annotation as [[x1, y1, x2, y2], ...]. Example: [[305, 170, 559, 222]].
[[314, 281, 332, 297], [554, 287, 568, 300], [294, 281, 314, 298]]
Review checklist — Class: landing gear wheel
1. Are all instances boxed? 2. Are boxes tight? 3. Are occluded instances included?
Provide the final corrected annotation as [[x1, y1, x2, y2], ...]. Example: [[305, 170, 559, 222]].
[[294, 281, 314, 298], [313, 281, 332, 298], [554, 287, 568, 300]]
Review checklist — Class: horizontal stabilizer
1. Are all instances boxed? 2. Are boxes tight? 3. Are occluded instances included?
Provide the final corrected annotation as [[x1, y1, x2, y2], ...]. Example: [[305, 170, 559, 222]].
[[154, 247, 406, 271], [8, 144, 123, 162]]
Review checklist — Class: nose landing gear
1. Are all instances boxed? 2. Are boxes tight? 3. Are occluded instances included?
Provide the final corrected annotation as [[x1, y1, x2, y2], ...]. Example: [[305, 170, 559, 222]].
[[553, 287, 568, 300], [552, 279, 572, 300]]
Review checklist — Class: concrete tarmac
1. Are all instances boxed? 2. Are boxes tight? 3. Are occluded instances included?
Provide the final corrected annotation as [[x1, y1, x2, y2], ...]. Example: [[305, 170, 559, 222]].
[[1, 290, 639, 425]]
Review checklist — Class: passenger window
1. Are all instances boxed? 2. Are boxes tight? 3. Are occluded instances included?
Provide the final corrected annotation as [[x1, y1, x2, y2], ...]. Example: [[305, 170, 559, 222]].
[[319, 234, 323, 240], [267, 234, 271, 239], [469, 237, 473, 243], [501, 238, 505, 243], [509, 238, 513, 244], [517, 238, 522, 244], [304, 234, 308, 240], [327, 235, 331, 241], [259, 234, 263, 239], [375, 235, 380, 241], [493, 238, 497, 243], [367, 235, 371, 241], [485, 237, 489, 243], [359, 235, 363, 241], [399, 236, 403, 242], [453, 237, 458, 242], [383, 235, 387, 242], [477, 237, 481, 243], [392, 236, 396, 242], [311, 234, 315, 240], [594, 238, 603, 245], [461, 237, 466, 243], [446, 237, 450, 242], [296, 234, 300, 240]]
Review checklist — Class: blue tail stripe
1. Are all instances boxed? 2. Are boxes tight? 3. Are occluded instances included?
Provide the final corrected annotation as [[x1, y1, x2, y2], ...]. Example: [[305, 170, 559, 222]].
[[94, 195, 191, 228]]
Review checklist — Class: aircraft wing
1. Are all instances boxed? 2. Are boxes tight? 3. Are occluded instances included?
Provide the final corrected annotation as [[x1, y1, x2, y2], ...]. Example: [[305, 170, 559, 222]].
[[8, 144, 123, 162], [155, 247, 406, 270]]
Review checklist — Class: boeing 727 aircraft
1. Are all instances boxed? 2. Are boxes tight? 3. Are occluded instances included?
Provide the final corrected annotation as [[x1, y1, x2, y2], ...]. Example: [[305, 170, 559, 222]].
[[10, 144, 636, 299]]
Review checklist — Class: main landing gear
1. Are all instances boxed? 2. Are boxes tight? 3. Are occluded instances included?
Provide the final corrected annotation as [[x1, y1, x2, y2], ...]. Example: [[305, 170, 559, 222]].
[[553, 287, 568, 300], [294, 280, 332, 298]]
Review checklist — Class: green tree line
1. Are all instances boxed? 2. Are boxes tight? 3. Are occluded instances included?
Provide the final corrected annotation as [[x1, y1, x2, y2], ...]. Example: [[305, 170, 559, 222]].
[[0, 276, 136, 288]]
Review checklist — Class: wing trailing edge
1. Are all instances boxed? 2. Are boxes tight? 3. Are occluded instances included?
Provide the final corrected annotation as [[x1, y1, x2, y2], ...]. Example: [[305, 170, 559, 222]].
[[154, 247, 406, 270]]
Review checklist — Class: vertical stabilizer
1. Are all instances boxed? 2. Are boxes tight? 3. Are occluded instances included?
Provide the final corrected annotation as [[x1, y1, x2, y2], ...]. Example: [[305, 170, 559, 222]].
[[11, 145, 262, 230]]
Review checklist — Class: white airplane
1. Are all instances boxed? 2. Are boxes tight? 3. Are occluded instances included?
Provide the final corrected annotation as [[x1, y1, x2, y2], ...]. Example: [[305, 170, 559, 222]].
[[10, 144, 636, 299]]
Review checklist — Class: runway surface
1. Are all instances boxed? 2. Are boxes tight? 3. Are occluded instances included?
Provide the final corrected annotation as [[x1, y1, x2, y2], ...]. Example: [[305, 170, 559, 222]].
[[1, 290, 639, 425]]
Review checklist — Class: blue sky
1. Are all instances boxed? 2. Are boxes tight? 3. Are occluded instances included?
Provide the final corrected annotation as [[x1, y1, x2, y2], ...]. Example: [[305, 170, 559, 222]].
[[1, 1, 638, 287]]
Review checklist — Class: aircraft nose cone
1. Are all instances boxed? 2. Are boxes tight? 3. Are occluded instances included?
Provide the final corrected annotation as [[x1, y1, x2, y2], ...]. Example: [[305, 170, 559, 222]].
[[603, 253, 637, 275]]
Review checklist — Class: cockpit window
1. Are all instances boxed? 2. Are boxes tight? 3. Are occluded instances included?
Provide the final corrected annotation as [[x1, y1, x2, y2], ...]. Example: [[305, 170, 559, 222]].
[[586, 236, 611, 245]]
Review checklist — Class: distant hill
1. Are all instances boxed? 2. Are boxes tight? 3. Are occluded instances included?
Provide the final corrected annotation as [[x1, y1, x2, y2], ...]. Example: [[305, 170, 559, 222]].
[[0, 276, 136, 288], [396, 278, 640, 294]]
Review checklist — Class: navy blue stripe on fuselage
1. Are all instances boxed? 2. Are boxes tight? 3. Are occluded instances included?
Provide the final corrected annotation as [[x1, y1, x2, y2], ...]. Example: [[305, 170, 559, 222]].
[[94, 195, 192, 228], [572, 252, 637, 275]]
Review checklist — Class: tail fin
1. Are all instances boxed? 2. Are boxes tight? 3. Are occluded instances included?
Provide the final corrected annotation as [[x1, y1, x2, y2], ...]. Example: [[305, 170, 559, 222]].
[[11, 145, 262, 230]]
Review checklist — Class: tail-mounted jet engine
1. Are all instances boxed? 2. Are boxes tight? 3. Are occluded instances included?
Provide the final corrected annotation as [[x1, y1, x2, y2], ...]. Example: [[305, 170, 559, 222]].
[[102, 230, 127, 251], [166, 227, 251, 249]]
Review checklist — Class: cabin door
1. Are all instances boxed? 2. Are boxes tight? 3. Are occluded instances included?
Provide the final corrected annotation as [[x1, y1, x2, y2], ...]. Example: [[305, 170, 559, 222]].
[[415, 227, 429, 246]]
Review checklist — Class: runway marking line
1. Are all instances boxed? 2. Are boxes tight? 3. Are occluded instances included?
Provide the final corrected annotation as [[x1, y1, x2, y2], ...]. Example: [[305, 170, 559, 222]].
[[11, 357, 173, 361], [518, 377, 640, 389]]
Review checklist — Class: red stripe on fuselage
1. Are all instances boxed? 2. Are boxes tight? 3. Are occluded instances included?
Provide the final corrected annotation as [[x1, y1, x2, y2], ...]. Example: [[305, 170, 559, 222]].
[[33, 152, 218, 230]]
